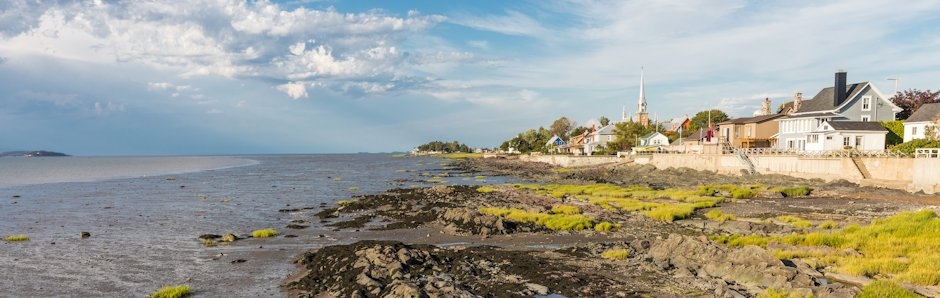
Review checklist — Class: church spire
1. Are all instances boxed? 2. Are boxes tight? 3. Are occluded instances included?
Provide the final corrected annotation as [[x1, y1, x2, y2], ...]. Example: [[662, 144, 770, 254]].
[[636, 68, 649, 126], [638, 68, 647, 114]]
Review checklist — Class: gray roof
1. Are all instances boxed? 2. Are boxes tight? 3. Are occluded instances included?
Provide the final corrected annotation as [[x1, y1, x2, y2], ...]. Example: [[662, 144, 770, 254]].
[[593, 124, 617, 135], [719, 113, 786, 124], [826, 121, 887, 132], [683, 128, 715, 141], [907, 102, 940, 123], [781, 112, 845, 120], [642, 132, 665, 139], [797, 82, 869, 113]]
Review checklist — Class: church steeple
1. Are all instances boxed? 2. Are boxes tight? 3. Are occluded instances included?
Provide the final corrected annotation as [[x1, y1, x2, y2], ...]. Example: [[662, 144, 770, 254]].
[[636, 68, 649, 126]]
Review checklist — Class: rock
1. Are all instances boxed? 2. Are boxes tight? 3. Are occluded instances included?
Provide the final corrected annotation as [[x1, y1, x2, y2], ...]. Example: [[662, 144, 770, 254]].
[[525, 283, 549, 295], [80, 232, 91, 238]]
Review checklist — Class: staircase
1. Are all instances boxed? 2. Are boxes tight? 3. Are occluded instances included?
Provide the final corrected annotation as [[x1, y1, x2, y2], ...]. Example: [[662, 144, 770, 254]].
[[850, 156, 871, 179], [737, 151, 757, 175]]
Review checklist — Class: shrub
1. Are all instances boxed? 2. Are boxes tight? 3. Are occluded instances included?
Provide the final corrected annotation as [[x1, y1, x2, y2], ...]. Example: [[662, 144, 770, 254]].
[[3, 234, 30, 242], [551, 205, 581, 215], [251, 228, 279, 238], [778, 186, 812, 197], [857, 280, 919, 298], [594, 221, 620, 232], [890, 138, 940, 155], [705, 210, 736, 222], [601, 248, 630, 260], [150, 284, 191, 298]]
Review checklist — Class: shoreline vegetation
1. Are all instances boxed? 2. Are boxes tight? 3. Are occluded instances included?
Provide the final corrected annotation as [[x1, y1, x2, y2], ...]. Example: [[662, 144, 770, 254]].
[[285, 155, 940, 297]]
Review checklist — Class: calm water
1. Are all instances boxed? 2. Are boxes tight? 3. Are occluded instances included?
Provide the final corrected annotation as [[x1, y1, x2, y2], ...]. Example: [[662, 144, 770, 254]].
[[0, 154, 511, 297]]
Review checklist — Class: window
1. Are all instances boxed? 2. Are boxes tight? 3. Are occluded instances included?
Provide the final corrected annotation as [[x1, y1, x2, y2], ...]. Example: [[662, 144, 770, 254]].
[[862, 96, 871, 111], [913, 127, 918, 136], [807, 134, 819, 143], [861, 115, 870, 122], [843, 136, 850, 147], [856, 136, 863, 148], [745, 127, 752, 137]]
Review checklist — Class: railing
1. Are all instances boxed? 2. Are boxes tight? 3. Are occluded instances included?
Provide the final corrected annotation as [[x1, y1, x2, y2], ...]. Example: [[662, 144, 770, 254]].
[[915, 148, 940, 158]]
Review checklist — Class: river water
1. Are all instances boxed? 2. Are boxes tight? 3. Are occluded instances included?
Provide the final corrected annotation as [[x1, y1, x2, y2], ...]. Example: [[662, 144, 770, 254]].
[[0, 154, 509, 297]]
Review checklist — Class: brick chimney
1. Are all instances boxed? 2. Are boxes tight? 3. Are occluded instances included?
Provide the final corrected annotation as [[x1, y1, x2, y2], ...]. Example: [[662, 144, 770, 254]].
[[834, 70, 847, 106], [792, 92, 802, 114]]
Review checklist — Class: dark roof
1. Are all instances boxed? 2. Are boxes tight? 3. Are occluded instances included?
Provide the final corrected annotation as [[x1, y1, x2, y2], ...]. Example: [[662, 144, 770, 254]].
[[778, 102, 794, 114], [907, 102, 940, 122], [683, 128, 715, 141], [827, 121, 887, 132], [797, 82, 869, 113], [719, 113, 786, 124]]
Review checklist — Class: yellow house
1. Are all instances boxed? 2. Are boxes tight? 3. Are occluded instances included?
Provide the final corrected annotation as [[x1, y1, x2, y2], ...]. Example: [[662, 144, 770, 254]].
[[717, 113, 785, 148]]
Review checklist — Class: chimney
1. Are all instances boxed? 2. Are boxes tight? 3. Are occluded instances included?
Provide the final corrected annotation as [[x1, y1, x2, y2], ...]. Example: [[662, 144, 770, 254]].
[[760, 98, 771, 116], [834, 70, 847, 106], [792, 92, 802, 114]]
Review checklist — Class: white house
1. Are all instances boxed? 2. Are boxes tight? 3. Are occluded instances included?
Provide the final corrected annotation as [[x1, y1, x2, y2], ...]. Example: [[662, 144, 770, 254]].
[[804, 121, 887, 152], [640, 132, 669, 147], [903, 103, 940, 142], [775, 71, 901, 151]]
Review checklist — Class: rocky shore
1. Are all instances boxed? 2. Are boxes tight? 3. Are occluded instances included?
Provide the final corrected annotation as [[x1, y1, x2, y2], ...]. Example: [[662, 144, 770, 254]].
[[285, 157, 940, 297]]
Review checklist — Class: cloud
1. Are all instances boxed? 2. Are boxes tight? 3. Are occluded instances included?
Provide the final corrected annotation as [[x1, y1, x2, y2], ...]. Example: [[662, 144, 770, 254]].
[[450, 10, 549, 37], [277, 81, 308, 99], [466, 40, 489, 50], [148, 82, 172, 91], [94, 101, 125, 115]]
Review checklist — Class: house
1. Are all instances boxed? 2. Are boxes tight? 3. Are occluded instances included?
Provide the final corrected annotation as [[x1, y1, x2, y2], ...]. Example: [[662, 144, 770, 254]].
[[668, 116, 691, 133], [665, 127, 720, 154], [639, 132, 669, 147], [775, 71, 901, 151], [717, 113, 785, 148], [903, 102, 940, 142], [804, 121, 887, 151], [545, 135, 566, 153], [561, 130, 589, 155], [584, 124, 617, 155]]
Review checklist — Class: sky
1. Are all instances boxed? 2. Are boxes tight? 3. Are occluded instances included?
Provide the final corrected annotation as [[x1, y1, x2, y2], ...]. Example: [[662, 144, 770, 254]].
[[1, 0, 939, 155]]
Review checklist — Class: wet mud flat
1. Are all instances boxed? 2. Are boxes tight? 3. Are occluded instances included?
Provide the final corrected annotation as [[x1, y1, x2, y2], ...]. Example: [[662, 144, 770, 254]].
[[286, 157, 940, 298]]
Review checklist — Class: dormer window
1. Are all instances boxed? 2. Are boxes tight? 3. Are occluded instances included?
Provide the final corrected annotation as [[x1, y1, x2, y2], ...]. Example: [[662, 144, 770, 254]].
[[862, 96, 872, 111]]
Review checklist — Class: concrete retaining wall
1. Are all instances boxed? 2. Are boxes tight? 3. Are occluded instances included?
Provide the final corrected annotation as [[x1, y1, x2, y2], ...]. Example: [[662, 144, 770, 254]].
[[522, 153, 938, 194]]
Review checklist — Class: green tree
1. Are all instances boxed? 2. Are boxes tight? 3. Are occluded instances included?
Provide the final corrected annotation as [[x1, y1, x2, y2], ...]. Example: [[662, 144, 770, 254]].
[[598, 116, 610, 126], [549, 117, 575, 139], [605, 121, 654, 152], [689, 109, 730, 132], [880, 120, 905, 146], [891, 89, 940, 120]]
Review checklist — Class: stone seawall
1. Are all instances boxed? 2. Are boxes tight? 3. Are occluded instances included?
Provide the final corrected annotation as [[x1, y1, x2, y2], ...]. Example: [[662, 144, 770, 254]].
[[520, 154, 939, 194]]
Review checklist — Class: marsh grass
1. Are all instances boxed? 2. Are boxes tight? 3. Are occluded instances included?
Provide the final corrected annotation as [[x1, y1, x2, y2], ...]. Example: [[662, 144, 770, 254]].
[[337, 199, 358, 206], [251, 228, 279, 238], [857, 280, 920, 298], [221, 233, 237, 242], [439, 153, 483, 159], [594, 221, 620, 232], [775, 215, 812, 228], [551, 205, 581, 215], [480, 207, 594, 231], [201, 238, 217, 247], [775, 186, 812, 197], [150, 284, 190, 298], [705, 210, 736, 222], [601, 248, 630, 260], [347, 187, 359, 191], [818, 220, 838, 229], [475, 186, 500, 193], [332, 177, 342, 181], [3, 234, 29, 242], [757, 288, 810, 298], [512, 183, 723, 222], [713, 210, 940, 286], [164, 177, 177, 181]]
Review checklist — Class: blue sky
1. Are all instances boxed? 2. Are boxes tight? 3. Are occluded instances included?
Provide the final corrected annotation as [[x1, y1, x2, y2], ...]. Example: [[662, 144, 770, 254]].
[[2, 0, 939, 155]]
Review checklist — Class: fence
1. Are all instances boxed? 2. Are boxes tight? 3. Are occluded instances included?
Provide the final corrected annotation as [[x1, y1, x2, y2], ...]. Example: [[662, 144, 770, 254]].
[[915, 148, 940, 158]]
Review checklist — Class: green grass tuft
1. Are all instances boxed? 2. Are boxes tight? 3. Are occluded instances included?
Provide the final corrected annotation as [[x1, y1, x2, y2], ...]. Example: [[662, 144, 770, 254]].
[[150, 284, 191, 298], [347, 187, 359, 191], [642, 204, 695, 222], [775, 215, 812, 228], [3, 234, 30, 242], [551, 205, 581, 215], [480, 207, 594, 231], [332, 177, 342, 181], [705, 209, 736, 222], [221, 233, 237, 242], [594, 221, 620, 232], [337, 199, 358, 206], [251, 228, 279, 238], [201, 238, 217, 247], [757, 288, 810, 298], [857, 280, 920, 298], [818, 220, 838, 229], [601, 248, 631, 260], [777, 186, 812, 197]]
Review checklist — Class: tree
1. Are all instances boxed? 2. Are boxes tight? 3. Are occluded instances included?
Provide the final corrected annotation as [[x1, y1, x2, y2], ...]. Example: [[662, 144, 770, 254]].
[[891, 89, 940, 120], [598, 116, 610, 126], [570, 126, 589, 138], [549, 117, 575, 139], [880, 120, 905, 146], [605, 121, 654, 152], [689, 109, 730, 131]]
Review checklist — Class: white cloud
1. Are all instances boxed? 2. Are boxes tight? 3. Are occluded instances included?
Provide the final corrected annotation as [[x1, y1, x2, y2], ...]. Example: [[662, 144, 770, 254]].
[[450, 10, 549, 37], [277, 81, 308, 99], [93, 101, 125, 115], [467, 40, 489, 50], [148, 82, 172, 91]]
